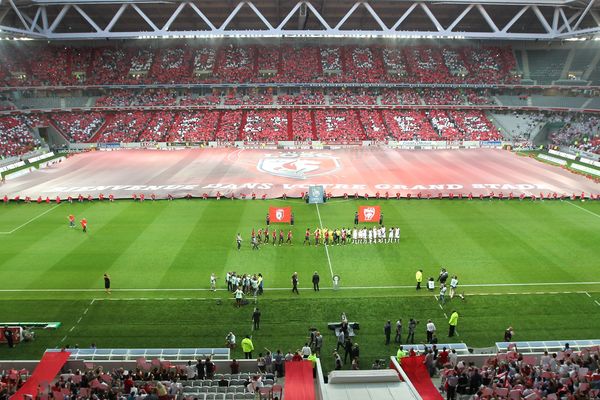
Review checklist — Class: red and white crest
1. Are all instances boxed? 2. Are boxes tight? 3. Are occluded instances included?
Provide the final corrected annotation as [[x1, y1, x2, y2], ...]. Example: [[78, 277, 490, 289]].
[[275, 208, 285, 221], [363, 207, 376, 221], [257, 152, 340, 180], [358, 205, 381, 223]]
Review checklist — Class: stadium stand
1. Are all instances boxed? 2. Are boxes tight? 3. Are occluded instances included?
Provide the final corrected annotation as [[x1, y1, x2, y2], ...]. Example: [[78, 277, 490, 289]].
[[167, 111, 220, 142], [314, 109, 365, 142], [488, 112, 547, 141], [382, 110, 439, 141], [549, 114, 600, 154], [290, 110, 314, 141], [0, 44, 523, 86], [241, 110, 289, 142], [0, 116, 41, 157], [526, 50, 570, 85], [51, 113, 105, 142], [437, 345, 600, 399]]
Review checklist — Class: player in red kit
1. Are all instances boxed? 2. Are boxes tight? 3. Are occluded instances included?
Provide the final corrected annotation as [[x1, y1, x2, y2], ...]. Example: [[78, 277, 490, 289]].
[[80, 218, 88, 233], [304, 228, 310, 245], [278, 229, 284, 246], [314, 228, 320, 245], [68, 214, 75, 228], [286, 230, 293, 245], [257, 228, 262, 244], [264, 227, 269, 244], [272, 230, 277, 246]]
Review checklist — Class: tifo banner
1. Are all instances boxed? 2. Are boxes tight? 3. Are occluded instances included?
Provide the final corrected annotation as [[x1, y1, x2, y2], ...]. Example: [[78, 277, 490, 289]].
[[358, 206, 381, 223], [269, 206, 292, 223]]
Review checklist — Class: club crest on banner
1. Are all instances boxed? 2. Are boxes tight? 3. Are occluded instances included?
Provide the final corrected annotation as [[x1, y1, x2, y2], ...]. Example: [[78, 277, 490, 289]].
[[363, 207, 376, 221], [268, 206, 292, 223], [257, 152, 341, 180], [358, 205, 381, 223], [275, 208, 284, 221]]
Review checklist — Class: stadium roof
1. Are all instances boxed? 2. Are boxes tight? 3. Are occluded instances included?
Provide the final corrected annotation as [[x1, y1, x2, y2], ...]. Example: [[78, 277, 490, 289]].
[[0, 0, 599, 41]]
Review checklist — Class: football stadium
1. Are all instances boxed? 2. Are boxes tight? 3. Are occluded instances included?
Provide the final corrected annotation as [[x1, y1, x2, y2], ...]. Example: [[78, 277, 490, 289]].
[[1, 0, 600, 399]]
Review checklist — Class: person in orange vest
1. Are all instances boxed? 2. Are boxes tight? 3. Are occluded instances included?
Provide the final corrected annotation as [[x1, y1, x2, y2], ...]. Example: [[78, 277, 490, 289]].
[[68, 214, 75, 228], [80, 218, 88, 233]]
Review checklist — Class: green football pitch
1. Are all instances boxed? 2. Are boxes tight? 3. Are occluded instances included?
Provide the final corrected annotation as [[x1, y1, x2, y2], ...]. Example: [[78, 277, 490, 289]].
[[0, 199, 599, 371]]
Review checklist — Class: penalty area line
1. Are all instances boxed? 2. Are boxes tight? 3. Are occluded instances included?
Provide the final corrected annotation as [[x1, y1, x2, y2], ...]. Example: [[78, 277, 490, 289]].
[[0, 203, 63, 235], [315, 203, 335, 279]]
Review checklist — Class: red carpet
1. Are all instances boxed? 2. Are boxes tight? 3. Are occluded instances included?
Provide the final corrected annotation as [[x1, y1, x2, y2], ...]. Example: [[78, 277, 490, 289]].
[[401, 355, 443, 400], [283, 360, 315, 400], [11, 351, 70, 400]]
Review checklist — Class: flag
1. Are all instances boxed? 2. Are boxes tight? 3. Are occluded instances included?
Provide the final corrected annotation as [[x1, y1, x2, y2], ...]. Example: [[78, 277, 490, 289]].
[[358, 205, 381, 223], [268, 206, 292, 223]]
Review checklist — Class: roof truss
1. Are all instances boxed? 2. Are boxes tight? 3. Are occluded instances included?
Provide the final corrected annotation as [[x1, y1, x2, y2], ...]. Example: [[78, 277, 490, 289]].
[[0, 0, 598, 40]]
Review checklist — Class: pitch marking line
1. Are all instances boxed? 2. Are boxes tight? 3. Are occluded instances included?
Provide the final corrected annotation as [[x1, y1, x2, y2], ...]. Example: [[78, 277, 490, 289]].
[[0, 203, 63, 235], [3, 281, 600, 293], [563, 200, 600, 220], [58, 298, 96, 346], [315, 203, 335, 279], [52, 291, 592, 303]]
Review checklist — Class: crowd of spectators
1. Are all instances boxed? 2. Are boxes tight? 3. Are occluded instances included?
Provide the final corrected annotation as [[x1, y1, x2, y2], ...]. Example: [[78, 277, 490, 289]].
[[359, 109, 387, 141], [98, 112, 153, 143], [214, 45, 255, 83], [290, 110, 314, 141], [193, 47, 217, 73], [550, 115, 600, 154], [314, 110, 365, 142], [450, 111, 501, 141], [382, 110, 438, 141], [51, 112, 105, 142], [0, 108, 507, 151], [438, 346, 600, 399], [88, 48, 130, 85], [150, 48, 193, 83], [242, 110, 289, 142], [167, 111, 220, 142], [277, 91, 325, 105], [329, 89, 377, 105], [0, 360, 282, 400], [343, 46, 386, 83], [321, 47, 342, 72], [0, 44, 520, 86], [382, 48, 407, 76], [96, 90, 178, 107], [215, 110, 242, 142], [0, 116, 41, 157]]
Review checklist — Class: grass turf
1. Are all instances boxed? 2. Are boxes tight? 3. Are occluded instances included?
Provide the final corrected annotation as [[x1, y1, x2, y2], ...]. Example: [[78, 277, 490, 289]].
[[0, 198, 599, 371]]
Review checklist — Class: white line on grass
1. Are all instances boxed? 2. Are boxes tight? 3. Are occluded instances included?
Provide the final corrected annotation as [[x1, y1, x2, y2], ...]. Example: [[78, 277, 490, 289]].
[[595, 301, 600, 307], [315, 203, 335, 279], [563, 200, 600, 219], [57, 298, 96, 348], [64, 291, 586, 302], [0, 203, 63, 235], [3, 281, 600, 293], [585, 292, 592, 298]]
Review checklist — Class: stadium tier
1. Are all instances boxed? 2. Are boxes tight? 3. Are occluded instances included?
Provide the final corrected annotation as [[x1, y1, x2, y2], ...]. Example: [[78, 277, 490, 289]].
[[0, 44, 519, 86]]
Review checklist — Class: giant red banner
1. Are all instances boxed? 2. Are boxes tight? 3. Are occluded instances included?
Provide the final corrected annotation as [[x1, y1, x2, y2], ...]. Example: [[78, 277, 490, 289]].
[[1, 148, 598, 200], [358, 206, 381, 223], [269, 206, 292, 223]]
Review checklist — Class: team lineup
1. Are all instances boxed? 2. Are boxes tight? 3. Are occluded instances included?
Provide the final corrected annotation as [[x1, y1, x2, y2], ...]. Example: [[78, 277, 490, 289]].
[[238, 225, 402, 249]]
